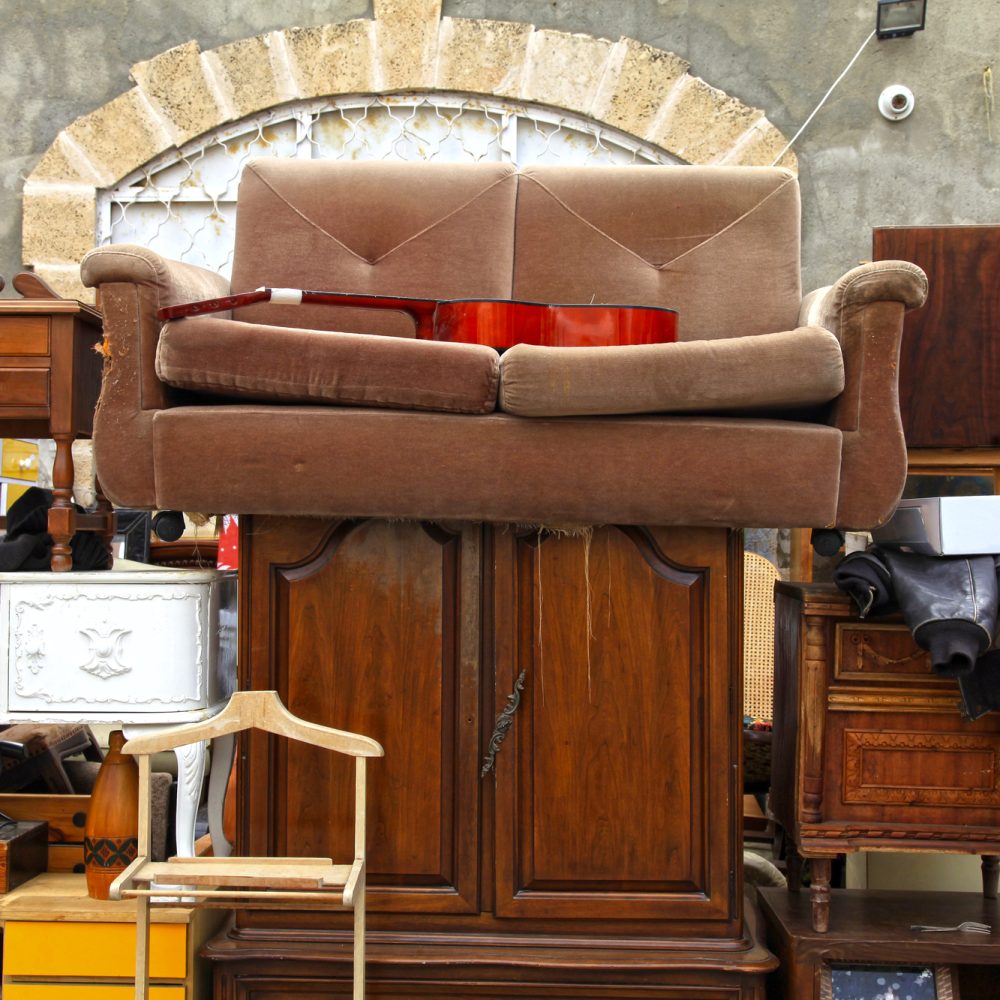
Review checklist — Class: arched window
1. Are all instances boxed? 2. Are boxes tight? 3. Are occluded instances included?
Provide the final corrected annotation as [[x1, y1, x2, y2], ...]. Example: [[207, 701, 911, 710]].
[[97, 93, 679, 277]]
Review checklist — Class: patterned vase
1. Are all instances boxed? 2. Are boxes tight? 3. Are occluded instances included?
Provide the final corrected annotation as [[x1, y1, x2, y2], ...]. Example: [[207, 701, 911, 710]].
[[84, 729, 139, 900]]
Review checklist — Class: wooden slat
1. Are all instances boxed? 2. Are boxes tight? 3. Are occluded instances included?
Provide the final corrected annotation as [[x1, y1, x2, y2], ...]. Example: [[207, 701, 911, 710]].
[[135, 858, 351, 889]]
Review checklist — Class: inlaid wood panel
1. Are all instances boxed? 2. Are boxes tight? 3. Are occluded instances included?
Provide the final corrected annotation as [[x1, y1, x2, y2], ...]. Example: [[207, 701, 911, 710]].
[[492, 525, 739, 928], [239, 516, 481, 915]]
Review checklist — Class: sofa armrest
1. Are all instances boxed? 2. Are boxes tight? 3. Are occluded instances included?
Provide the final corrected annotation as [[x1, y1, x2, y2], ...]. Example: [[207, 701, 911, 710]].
[[80, 245, 230, 509], [800, 260, 928, 529]]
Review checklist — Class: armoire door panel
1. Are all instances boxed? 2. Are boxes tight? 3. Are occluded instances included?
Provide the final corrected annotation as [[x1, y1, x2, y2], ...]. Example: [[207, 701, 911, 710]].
[[240, 516, 481, 914], [492, 525, 738, 926]]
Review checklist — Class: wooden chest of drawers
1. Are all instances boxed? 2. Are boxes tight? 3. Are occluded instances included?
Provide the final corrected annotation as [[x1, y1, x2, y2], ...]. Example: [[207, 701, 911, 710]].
[[769, 583, 1000, 931], [0, 296, 109, 569], [0, 873, 222, 997]]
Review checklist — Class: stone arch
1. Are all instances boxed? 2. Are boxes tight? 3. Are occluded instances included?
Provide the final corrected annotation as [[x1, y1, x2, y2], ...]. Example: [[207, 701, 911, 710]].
[[21, 0, 795, 300]]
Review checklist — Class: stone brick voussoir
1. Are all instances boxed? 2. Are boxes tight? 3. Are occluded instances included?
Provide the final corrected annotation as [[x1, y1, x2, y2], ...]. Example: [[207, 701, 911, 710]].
[[591, 38, 689, 141], [650, 75, 764, 165], [520, 30, 615, 115], [131, 41, 230, 147], [720, 117, 798, 172], [283, 21, 378, 100], [22, 185, 97, 266], [62, 88, 173, 186], [374, 0, 442, 91], [436, 18, 534, 97], [204, 34, 294, 119]]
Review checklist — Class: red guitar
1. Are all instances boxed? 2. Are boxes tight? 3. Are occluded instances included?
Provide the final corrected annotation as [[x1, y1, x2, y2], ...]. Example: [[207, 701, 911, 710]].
[[157, 288, 678, 349]]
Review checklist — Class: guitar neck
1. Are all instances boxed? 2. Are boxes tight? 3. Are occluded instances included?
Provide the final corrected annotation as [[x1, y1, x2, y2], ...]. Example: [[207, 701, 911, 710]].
[[158, 288, 439, 336]]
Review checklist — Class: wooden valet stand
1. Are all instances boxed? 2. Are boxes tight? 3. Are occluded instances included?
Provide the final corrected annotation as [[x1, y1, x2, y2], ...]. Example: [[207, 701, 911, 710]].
[[110, 690, 384, 1000]]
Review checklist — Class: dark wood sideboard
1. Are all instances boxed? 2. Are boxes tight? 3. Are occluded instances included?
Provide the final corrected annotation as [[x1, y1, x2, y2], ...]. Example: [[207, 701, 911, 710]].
[[873, 225, 1000, 449], [204, 517, 775, 998]]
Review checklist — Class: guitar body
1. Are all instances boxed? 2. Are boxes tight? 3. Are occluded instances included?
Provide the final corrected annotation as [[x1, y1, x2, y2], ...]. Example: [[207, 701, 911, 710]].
[[431, 299, 677, 348], [158, 290, 678, 348]]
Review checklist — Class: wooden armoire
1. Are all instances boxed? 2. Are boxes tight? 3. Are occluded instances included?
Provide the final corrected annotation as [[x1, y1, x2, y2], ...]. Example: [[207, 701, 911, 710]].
[[205, 515, 774, 997]]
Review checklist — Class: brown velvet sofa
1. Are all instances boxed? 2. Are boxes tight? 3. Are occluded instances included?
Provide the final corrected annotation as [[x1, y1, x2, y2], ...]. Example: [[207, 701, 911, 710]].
[[80, 160, 926, 530]]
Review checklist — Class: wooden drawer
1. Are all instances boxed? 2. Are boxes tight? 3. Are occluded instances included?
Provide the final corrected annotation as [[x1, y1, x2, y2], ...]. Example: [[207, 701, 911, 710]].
[[0, 318, 49, 357], [3, 920, 188, 979], [0, 370, 48, 408], [835, 622, 942, 684], [4, 986, 184, 999]]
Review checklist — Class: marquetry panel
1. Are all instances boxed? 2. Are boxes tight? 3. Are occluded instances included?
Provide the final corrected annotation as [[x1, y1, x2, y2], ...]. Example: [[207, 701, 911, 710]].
[[835, 624, 939, 683], [239, 515, 481, 915], [492, 525, 738, 927], [841, 729, 1000, 807]]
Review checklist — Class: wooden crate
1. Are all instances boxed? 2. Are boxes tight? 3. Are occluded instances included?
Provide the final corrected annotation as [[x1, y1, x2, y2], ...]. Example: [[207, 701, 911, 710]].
[[0, 794, 89, 873]]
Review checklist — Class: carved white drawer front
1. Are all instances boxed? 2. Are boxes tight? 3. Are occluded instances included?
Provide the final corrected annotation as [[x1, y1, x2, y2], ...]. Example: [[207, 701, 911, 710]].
[[0, 567, 236, 723]]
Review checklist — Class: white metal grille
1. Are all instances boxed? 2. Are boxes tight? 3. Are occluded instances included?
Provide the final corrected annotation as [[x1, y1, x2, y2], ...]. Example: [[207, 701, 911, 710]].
[[97, 93, 679, 277]]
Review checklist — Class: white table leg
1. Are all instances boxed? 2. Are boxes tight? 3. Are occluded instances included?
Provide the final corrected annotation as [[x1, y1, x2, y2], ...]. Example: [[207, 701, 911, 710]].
[[122, 724, 207, 859]]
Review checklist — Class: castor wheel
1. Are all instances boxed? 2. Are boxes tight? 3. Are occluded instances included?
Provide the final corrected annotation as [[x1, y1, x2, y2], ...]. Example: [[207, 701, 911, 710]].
[[810, 528, 845, 557], [151, 509, 185, 542]]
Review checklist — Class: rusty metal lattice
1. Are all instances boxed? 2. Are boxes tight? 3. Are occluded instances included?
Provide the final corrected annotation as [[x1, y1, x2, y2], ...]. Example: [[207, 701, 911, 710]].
[[97, 93, 678, 277]]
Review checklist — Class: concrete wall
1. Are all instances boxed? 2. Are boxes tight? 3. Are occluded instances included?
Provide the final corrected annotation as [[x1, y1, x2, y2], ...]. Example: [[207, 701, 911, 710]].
[[1, 0, 996, 295]]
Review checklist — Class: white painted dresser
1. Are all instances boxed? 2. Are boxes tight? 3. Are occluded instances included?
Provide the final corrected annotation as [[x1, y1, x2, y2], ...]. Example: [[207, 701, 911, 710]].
[[0, 564, 237, 857]]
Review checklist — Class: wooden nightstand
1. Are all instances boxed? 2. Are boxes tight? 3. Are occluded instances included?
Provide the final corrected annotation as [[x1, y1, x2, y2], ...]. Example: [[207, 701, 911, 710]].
[[0, 872, 223, 997], [770, 583, 1000, 933], [0, 273, 111, 570]]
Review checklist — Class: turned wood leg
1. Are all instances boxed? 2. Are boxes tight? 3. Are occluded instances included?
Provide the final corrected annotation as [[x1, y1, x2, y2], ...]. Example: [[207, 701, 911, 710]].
[[49, 433, 76, 571], [810, 856, 834, 933], [786, 842, 803, 893], [982, 855, 999, 899]]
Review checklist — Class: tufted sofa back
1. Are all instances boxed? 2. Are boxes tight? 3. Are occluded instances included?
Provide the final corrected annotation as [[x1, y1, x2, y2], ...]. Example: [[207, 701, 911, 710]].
[[230, 159, 802, 343]]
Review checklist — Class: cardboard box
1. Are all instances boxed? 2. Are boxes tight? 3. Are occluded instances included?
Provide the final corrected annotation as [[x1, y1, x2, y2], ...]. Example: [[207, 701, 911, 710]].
[[872, 495, 1000, 555]]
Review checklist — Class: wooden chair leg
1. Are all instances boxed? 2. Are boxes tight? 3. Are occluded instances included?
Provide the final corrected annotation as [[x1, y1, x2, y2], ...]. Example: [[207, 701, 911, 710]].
[[810, 856, 833, 933], [354, 875, 366, 1000], [135, 891, 151, 1000], [982, 854, 999, 899]]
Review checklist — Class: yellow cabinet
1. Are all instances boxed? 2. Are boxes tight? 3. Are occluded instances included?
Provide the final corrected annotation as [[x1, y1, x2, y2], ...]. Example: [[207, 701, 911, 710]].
[[0, 874, 221, 998]]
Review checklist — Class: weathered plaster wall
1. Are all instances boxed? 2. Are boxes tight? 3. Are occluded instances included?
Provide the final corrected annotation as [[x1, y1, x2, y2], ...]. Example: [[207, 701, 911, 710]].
[[1, 0, 996, 295]]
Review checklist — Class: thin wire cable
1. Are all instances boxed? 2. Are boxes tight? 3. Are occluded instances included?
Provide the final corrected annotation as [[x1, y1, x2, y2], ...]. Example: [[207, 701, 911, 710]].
[[771, 28, 877, 166]]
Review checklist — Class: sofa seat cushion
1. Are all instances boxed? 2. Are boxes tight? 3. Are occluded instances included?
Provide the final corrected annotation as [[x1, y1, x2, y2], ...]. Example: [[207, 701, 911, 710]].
[[498, 327, 844, 417], [156, 316, 501, 414], [150, 406, 843, 528]]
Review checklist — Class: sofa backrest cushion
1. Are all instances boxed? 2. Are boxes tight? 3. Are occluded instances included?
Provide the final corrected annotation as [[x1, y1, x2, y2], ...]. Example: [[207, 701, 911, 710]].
[[229, 160, 801, 343], [230, 159, 518, 337], [512, 165, 802, 342]]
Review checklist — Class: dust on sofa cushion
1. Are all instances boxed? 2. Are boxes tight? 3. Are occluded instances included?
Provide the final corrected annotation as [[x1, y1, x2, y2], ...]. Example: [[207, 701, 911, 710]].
[[497, 327, 844, 417], [155, 316, 500, 414]]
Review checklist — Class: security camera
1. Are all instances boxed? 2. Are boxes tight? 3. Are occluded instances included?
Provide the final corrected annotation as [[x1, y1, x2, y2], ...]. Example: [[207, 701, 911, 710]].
[[878, 84, 915, 121]]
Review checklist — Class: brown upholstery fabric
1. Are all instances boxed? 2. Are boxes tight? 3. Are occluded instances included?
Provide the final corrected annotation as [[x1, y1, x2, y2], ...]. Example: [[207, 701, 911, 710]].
[[80, 248, 230, 508], [80, 163, 931, 531], [229, 159, 519, 337], [498, 327, 843, 417], [151, 406, 842, 528], [799, 260, 928, 528], [157, 316, 500, 414], [511, 165, 802, 342]]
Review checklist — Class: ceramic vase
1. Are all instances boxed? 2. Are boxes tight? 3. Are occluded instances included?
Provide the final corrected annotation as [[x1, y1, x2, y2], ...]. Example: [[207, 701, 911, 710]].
[[84, 729, 139, 900]]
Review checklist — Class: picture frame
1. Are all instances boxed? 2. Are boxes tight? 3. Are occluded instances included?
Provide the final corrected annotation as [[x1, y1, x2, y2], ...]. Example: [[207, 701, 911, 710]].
[[820, 962, 957, 1000]]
